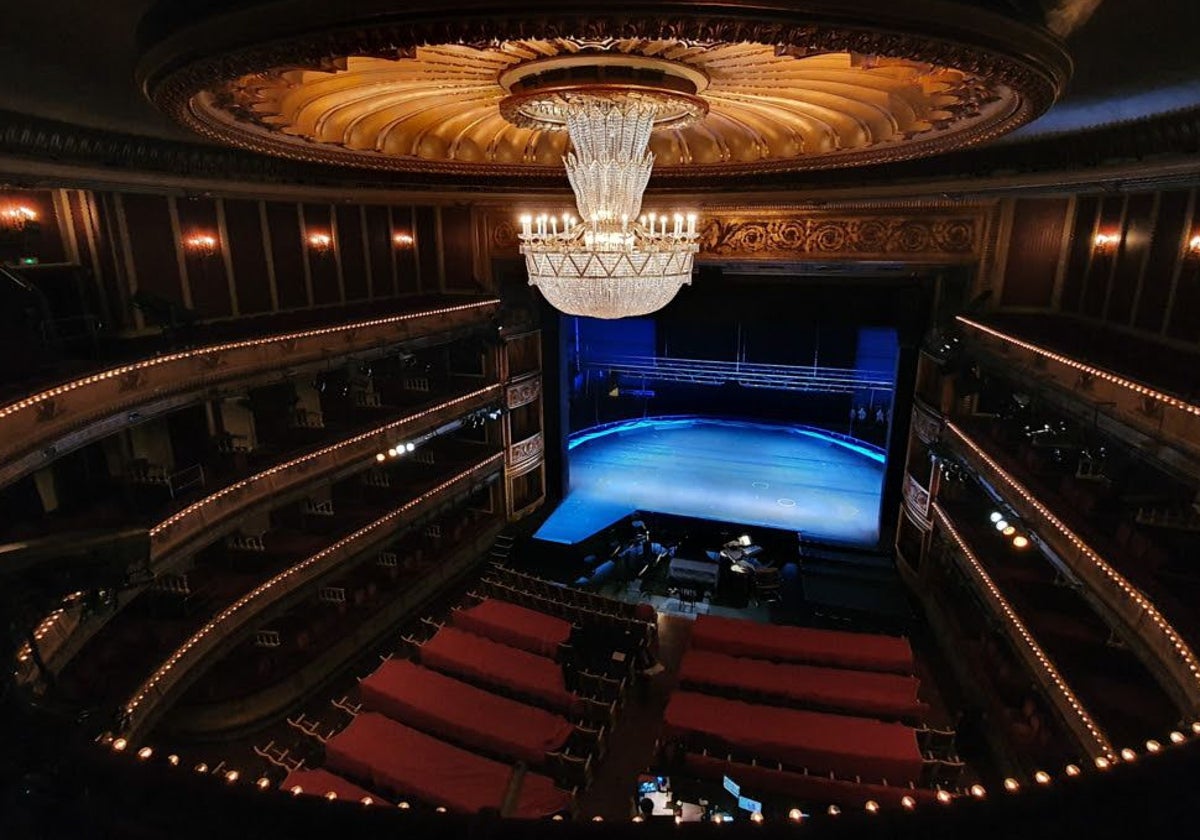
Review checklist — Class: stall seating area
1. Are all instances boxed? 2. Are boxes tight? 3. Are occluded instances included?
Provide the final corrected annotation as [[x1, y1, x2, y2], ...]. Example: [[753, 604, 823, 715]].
[[678, 649, 929, 722], [358, 657, 578, 767], [662, 614, 962, 809], [318, 711, 572, 818], [688, 614, 915, 674]]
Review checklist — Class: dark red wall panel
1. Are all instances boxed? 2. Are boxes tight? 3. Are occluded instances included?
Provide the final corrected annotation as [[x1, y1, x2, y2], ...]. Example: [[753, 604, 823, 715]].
[[122, 193, 183, 306], [441, 205, 476, 291], [224, 199, 273, 315], [1142, 190, 1191, 335], [415, 206, 439, 292], [1106, 193, 1156, 325], [335, 205, 368, 301], [393, 206, 419, 295], [1059, 196, 1097, 314], [265, 201, 306, 310], [1081, 195, 1125, 318], [175, 197, 232, 319], [1001, 197, 1067, 308], [303, 203, 341, 306], [364, 205, 395, 297]]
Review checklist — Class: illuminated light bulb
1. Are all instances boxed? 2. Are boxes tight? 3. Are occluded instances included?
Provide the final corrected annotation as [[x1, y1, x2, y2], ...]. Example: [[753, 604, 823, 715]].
[[1002, 526, 1016, 536], [405, 442, 416, 452], [436, 806, 447, 814], [398, 802, 411, 810], [936, 789, 953, 804], [1003, 778, 1020, 792], [788, 808, 803, 822], [256, 777, 271, 790], [632, 815, 644, 823], [1170, 731, 1186, 744], [290, 785, 303, 796], [591, 815, 603, 822], [749, 812, 763, 824], [970, 784, 986, 799], [225, 770, 240, 783], [1012, 535, 1030, 549], [387, 448, 398, 458], [112, 738, 128, 752], [137, 746, 153, 760], [827, 804, 841, 816], [375, 453, 386, 462], [1192, 721, 1200, 734], [989, 512, 1003, 523], [167, 755, 180, 767], [361, 796, 374, 806], [865, 800, 880, 813], [1120, 748, 1136, 762], [900, 795, 916, 809], [324, 791, 338, 800], [1034, 771, 1051, 785], [674, 815, 682, 825], [195, 762, 209, 774], [1065, 764, 1081, 777], [995, 519, 1009, 531]]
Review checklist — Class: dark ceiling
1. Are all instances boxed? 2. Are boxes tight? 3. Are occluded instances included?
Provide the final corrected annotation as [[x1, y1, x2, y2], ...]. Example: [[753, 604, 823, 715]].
[[0, 0, 1196, 148]]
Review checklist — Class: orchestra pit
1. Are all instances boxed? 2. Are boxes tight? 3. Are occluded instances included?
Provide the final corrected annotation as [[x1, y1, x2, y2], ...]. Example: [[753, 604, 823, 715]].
[[2, 2, 1200, 838]]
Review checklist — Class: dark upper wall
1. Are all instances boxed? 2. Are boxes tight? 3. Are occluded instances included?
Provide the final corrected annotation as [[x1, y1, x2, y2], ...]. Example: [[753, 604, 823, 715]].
[[993, 188, 1200, 340], [0, 188, 484, 332]]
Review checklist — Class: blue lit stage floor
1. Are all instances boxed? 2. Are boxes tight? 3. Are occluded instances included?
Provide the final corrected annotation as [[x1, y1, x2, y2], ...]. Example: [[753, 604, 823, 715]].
[[534, 417, 886, 546]]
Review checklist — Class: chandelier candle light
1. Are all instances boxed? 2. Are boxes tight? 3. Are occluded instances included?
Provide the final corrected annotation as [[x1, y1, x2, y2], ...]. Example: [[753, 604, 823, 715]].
[[504, 58, 705, 319]]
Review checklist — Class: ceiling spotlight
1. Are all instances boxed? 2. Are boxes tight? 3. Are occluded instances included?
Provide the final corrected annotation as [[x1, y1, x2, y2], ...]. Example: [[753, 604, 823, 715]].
[[995, 519, 1009, 531], [989, 511, 1003, 523], [375, 453, 386, 462], [387, 448, 399, 458], [1002, 525, 1016, 536], [1012, 535, 1030, 549], [405, 442, 416, 452]]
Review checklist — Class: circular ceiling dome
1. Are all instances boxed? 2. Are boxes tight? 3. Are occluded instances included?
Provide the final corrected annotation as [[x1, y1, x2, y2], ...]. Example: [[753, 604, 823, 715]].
[[138, 2, 1071, 182]]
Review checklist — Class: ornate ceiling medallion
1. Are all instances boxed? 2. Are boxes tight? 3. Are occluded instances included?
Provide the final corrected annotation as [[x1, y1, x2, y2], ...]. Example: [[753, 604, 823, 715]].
[[184, 36, 1043, 178]]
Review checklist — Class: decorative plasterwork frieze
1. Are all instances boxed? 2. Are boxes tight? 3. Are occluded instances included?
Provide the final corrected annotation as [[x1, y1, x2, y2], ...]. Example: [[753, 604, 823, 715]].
[[506, 375, 541, 410]]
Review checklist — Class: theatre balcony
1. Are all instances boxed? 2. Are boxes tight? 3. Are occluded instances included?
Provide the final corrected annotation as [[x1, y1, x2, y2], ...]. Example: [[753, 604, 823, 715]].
[[42, 433, 504, 738], [930, 372, 1200, 719]]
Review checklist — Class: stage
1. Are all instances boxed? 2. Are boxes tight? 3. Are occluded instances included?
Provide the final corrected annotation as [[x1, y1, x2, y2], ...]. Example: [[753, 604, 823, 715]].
[[534, 417, 886, 546]]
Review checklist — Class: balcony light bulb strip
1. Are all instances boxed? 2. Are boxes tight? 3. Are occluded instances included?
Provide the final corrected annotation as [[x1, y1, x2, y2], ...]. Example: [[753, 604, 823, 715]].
[[150, 386, 501, 539], [121, 453, 503, 727], [0, 300, 498, 421], [933, 504, 1114, 759], [946, 421, 1200, 690], [957, 317, 1200, 417]]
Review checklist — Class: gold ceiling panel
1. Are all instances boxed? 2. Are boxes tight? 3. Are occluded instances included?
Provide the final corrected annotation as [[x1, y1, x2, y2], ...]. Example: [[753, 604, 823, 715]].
[[203, 39, 1015, 174]]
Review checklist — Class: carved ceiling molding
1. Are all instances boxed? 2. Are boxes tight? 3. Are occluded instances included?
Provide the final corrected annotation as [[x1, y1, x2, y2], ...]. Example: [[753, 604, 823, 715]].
[[138, 4, 1070, 180], [2, 106, 1198, 195], [487, 205, 990, 263]]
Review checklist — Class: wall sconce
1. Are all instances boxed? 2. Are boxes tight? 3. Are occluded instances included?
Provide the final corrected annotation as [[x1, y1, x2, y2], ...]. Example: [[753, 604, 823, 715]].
[[393, 231, 414, 248], [307, 232, 334, 252], [183, 232, 219, 257], [1092, 232, 1120, 254], [1, 204, 38, 232]]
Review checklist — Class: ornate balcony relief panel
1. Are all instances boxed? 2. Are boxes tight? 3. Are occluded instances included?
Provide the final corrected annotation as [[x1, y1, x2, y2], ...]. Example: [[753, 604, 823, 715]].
[[912, 401, 944, 445], [945, 421, 1200, 716], [506, 374, 541, 410], [903, 474, 933, 531], [0, 300, 500, 488], [959, 317, 1200, 476], [507, 432, 544, 470], [119, 454, 504, 739]]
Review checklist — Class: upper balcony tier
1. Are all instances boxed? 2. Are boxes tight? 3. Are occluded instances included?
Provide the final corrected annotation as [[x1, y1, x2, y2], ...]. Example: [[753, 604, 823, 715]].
[[958, 313, 1200, 475], [0, 296, 500, 488]]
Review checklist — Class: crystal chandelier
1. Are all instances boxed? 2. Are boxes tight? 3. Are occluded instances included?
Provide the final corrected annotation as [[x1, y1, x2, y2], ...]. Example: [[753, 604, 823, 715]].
[[504, 71, 706, 319]]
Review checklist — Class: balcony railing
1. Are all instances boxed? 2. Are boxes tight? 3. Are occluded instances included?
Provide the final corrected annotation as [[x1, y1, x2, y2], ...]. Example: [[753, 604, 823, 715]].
[[944, 420, 1200, 715], [118, 453, 505, 738], [933, 504, 1114, 760], [0, 299, 500, 487]]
